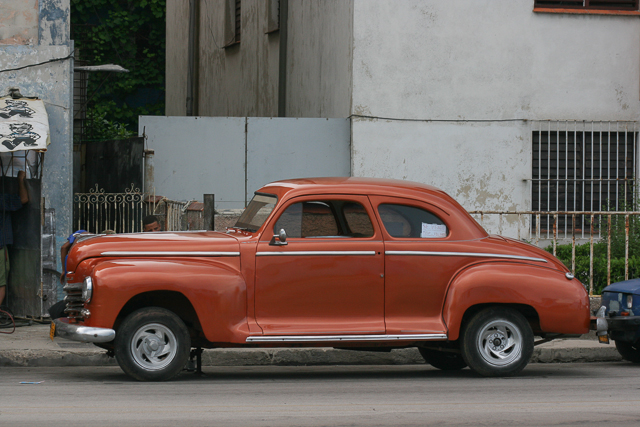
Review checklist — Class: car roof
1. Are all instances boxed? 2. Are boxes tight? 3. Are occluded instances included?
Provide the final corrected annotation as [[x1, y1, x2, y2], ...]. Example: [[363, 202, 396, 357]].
[[604, 278, 640, 294], [258, 177, 450, 200]]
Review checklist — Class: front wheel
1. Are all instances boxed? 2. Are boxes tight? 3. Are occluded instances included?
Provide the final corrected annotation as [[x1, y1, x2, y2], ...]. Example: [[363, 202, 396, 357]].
[[615, 340, 640, 363], [114, 307, 191, 381], [460, 307, 533, 377]]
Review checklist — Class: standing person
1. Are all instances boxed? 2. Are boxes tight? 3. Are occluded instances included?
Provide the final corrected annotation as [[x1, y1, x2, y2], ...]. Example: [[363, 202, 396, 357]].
[[143, 214, 162, 232], [0, 170, 29, 306]]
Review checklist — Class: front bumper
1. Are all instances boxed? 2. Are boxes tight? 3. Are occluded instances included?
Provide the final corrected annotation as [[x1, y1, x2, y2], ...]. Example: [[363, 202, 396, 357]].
[[53, 318, 115, 343]]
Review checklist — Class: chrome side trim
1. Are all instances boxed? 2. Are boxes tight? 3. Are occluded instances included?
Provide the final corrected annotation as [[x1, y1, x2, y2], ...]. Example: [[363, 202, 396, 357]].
[[246, 333, 447, 343], [100, 251, 240, 257], [385, 251, 548, 263], [53, 319, 115, 343], [256, 251, 376, 257]]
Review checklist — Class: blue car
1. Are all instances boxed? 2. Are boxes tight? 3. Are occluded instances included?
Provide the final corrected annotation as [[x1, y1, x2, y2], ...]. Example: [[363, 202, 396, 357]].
[[601, 278, 640, 363]]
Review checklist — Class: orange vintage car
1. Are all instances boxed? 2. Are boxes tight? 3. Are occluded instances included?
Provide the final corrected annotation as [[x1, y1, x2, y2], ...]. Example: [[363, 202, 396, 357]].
[[53, 177, 591, 380]]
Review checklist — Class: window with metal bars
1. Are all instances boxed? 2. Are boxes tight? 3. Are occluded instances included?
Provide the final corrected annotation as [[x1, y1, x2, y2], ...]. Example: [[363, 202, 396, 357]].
[[531, 122, 638, 232], [235, 0, 241, 42], [534, 0, 639, 10]]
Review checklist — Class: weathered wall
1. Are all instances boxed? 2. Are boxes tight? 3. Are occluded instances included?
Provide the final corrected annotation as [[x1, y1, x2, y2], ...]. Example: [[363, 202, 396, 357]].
[[195, 0, 280, 117], [0, 0, 72, 299], [166, 0, 354, 118], [0, 0, 39, 45], [351, 0, 640, 222], [139, 116, 350, 208], [285, 0, 353, 118], [165, 0, 190, 116]]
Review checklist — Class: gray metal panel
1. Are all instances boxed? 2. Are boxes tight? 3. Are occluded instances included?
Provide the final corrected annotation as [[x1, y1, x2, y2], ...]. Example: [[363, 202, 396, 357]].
[[139, 116, 246, 209], [246, 117, 350, 203]]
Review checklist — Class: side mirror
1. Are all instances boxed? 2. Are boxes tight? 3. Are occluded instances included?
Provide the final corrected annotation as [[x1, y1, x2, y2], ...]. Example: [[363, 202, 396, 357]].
[[269, 228, 288, 246]]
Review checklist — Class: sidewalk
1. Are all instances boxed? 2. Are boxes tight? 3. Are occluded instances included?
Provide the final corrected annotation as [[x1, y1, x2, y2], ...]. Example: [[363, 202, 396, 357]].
[[0, 322, 623, 367]]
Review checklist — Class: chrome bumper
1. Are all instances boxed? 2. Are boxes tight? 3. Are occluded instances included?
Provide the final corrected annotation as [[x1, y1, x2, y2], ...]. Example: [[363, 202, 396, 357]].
[[53, 318, 115, 343]]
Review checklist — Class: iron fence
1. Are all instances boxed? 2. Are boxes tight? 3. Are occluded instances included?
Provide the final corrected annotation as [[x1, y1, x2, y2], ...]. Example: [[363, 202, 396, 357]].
[[74, 186, 204, 234], [470, 210, 640, 295], [74, 184, 146, 233]]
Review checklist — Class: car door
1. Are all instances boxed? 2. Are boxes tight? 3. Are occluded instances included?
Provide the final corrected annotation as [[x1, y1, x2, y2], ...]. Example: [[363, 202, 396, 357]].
[[254, 195, 385, 335], [370, 196, 473, 336]]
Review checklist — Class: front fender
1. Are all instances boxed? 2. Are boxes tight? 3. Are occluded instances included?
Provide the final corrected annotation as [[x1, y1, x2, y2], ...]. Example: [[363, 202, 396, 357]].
[[443, 262, 590, 340], [83, 258, 248, 343]]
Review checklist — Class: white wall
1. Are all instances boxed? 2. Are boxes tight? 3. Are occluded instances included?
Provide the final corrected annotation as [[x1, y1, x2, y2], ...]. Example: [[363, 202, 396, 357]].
[[351, 0, 640, 121], [350, 0, 640, 236]]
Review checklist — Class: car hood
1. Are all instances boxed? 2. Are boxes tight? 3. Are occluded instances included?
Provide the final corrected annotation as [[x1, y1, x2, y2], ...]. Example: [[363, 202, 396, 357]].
[[603, 278, 640, 295], [67, 231, 240, 270]]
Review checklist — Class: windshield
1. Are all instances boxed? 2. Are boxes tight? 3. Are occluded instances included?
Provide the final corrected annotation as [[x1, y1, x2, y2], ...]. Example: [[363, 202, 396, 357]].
[[234, 193, 278, 232]]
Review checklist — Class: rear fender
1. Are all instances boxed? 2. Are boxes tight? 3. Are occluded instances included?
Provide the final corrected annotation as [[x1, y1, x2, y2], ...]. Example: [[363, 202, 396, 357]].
[[86, 259, 248, 343], [443, 262, 590, 340]]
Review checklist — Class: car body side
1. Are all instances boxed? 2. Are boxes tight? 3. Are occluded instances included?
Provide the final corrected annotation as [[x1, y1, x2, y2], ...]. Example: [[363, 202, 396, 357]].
[[62, 178, 590, 349]]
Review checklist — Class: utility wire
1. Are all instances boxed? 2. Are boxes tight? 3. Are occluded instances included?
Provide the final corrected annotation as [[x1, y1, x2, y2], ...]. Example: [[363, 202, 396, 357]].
[[349, 114, 528, 123], [0, 51, 75, 73]]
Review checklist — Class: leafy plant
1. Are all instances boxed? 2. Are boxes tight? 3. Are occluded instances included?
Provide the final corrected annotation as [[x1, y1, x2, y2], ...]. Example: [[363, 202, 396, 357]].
[[71, 0, 166, 135], [81, 109, 136, 142]]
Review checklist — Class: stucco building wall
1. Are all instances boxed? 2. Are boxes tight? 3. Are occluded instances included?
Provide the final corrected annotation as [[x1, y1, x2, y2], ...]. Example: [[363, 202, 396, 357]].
[[350, 0, 640, 216], [0, 0, 73, 275]]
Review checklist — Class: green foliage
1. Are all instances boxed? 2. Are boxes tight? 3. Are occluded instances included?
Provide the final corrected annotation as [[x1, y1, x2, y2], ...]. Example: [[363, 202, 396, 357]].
[[81, 109, 136, 142], [71, 0, 165, 136], [548, 212, 640, 294]]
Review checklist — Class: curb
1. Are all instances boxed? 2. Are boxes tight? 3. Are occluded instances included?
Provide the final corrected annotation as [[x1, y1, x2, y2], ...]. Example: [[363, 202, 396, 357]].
[[0, 346, 623, 368]]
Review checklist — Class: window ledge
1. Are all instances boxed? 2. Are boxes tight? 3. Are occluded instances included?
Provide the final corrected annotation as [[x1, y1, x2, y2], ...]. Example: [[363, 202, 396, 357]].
[[534, 7, 640, 16]]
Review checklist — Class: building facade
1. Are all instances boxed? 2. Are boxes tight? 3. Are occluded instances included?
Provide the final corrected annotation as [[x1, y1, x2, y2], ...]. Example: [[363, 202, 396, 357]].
[[0, 0, 73, 314], [165, 1, 640, 232]]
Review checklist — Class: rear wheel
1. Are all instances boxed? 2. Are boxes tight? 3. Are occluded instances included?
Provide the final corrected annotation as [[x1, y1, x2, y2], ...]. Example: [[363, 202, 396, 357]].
[[419, 348, 467, 371], [614, 340, 640, 363], [460, 307, 533, 377], [115, 307, 191, 381]]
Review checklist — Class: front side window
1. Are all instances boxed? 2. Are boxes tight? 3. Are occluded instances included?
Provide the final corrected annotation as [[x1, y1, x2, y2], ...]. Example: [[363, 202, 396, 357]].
[[234, 193, 277, 231], [274, 200, 374, 238], [378, 204, 449, 239]]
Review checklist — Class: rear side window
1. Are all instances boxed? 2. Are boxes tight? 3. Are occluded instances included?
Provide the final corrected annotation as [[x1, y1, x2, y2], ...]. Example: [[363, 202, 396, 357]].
[[378, 204, 448, 238]]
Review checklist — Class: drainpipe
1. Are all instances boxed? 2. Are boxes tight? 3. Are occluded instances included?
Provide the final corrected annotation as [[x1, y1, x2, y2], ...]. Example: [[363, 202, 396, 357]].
[[278, 0, 288, 117], [144, 148, 155, 196], [186, 0, 200, 116]]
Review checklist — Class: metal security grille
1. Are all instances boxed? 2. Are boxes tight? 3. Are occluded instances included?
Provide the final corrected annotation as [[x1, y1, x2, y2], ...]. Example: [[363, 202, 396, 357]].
[[534, 0, 639, 10], [531, 121, 638, 231], [235, 0, 241, 42]]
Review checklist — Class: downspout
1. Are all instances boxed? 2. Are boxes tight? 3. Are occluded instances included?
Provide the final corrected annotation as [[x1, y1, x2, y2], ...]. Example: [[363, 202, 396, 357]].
[[278, 0, 288, 117], [186, 0, 200, 116]]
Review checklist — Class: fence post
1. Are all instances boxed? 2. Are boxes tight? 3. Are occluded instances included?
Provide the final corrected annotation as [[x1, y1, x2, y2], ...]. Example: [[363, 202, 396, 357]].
[[204, 194, 215, 231]]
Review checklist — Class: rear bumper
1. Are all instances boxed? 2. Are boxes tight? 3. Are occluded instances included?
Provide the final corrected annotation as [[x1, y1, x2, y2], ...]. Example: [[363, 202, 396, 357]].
[[53, 318, 115, 343], [590, 306, 609, 337]]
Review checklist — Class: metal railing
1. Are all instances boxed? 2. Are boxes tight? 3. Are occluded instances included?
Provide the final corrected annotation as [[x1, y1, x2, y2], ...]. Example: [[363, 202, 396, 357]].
[[74, 184, 146, 233], [470, 210, 640, 295]]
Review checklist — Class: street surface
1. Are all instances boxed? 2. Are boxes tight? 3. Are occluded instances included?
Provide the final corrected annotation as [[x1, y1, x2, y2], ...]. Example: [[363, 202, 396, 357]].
[[1, 363, 639, 426]]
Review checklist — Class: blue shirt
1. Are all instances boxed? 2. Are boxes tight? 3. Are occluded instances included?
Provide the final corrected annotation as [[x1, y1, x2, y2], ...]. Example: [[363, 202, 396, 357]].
[[0, 194, 23, 247]]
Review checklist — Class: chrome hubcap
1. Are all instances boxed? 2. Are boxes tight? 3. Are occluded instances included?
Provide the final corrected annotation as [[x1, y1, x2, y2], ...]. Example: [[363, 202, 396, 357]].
[[130, 323, 177, 371], [477, 319, 522, 367]]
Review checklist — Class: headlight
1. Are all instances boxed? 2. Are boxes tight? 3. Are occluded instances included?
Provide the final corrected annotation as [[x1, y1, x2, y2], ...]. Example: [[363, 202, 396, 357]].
[[82, 277, 93, 303]]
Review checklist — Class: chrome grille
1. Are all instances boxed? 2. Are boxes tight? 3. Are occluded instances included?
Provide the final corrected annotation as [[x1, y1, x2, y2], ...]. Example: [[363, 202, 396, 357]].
[[63, 282, 85, 321]]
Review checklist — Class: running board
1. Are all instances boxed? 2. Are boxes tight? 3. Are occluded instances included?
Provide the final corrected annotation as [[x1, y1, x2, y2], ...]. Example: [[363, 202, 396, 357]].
[[246, 333, 448, 343]]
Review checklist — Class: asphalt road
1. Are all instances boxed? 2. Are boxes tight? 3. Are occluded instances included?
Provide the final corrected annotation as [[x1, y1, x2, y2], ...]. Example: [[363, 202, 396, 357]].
[[1, 363, 639, 426]]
